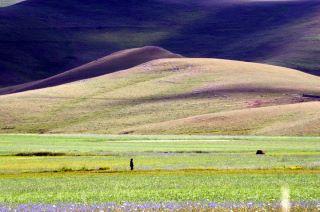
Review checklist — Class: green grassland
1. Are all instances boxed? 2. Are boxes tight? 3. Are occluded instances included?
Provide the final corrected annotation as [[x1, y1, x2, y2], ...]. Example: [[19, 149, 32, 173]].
[[0, 134, 319, 173], [0, 58, 320, 135], [0, 134, 319, 204], [1, 171, 319, 204]]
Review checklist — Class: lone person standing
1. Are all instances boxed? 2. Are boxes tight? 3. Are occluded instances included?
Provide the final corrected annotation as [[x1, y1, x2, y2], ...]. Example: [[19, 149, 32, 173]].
[[130, 158, 134, 171]]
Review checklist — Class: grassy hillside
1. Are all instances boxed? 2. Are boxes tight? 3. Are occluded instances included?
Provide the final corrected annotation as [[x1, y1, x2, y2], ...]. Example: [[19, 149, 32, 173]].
[[131, 102, 320, 135], [0, 58, 319, 135], [0, 0, 319, 86]]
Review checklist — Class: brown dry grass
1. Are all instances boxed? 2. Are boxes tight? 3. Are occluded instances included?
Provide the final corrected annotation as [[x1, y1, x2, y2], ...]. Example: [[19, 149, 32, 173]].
[[129, 101, 320, 135]]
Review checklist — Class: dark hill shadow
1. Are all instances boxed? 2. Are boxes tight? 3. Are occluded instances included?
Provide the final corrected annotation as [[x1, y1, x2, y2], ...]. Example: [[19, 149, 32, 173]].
[[0, 0, 319, 87], [160, 1, 320, 61], [0, 0, 189, 86]]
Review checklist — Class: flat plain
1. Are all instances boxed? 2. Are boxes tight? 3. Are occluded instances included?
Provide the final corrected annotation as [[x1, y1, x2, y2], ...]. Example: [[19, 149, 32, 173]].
[[0, 134, 319, 210]]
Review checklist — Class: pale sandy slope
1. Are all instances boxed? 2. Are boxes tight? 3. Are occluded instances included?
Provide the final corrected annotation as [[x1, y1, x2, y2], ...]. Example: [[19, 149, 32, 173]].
[[0, 58, 319, 135]]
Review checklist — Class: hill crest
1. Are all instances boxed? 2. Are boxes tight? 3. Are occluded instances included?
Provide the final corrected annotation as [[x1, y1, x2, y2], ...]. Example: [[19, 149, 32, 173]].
[[0, 46, 182, 95]]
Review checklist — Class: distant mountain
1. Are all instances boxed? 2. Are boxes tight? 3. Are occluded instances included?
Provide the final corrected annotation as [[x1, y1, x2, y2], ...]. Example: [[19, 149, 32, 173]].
[[0, 0, 319, 87], [0, 46, 182, 95], [1, 57, 319, 135]]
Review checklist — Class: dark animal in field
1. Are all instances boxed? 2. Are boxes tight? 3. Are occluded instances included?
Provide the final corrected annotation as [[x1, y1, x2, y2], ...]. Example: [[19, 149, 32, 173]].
[[302, 94, 320, 100], [256, 150, 265, 155], [130, 158, 134, 171]]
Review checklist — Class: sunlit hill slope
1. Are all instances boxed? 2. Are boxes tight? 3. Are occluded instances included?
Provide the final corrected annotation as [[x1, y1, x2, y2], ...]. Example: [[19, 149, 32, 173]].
[[0, 56, 319, 135]]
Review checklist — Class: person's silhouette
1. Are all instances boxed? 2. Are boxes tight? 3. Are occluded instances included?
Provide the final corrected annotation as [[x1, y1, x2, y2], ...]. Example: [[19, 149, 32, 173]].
[[130, 158, 134, 171]]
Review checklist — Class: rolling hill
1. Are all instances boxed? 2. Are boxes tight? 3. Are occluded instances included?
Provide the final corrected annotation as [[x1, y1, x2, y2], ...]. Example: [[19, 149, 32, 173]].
[[0, 0, 319, 87], [0, 57, 319, 135], [0, 46, 182, 95]]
